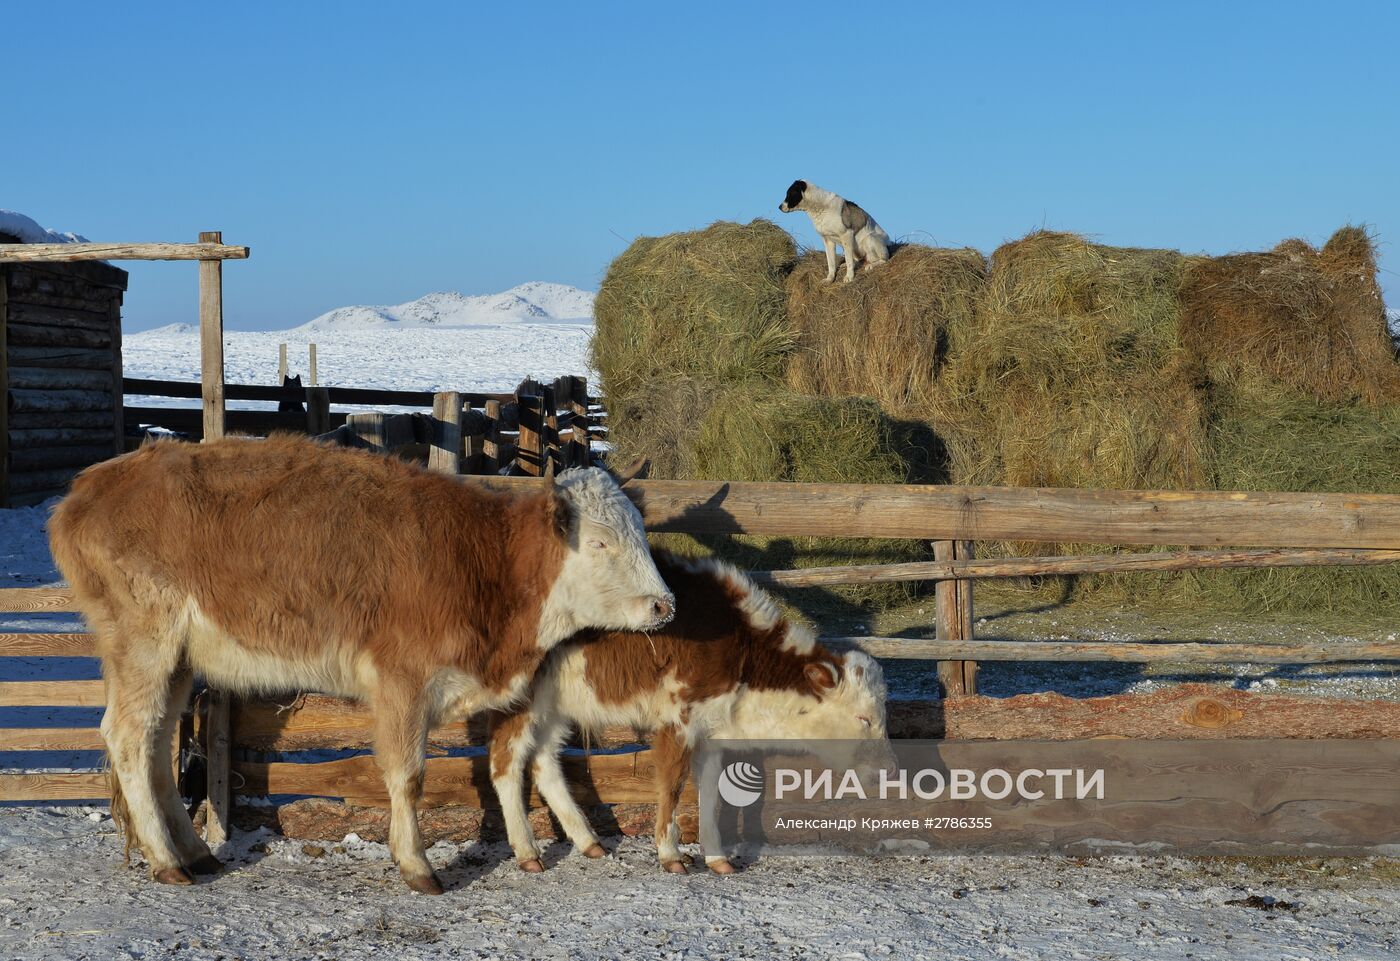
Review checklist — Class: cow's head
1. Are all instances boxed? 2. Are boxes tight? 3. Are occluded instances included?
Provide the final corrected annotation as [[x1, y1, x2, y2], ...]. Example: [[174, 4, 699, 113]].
[[541, 467, 674, 645]]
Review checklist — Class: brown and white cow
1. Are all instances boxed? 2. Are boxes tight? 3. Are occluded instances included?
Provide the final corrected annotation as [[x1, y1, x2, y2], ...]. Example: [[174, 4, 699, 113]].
[[489, 551, 889, 874], [48, 435, 673, 894]]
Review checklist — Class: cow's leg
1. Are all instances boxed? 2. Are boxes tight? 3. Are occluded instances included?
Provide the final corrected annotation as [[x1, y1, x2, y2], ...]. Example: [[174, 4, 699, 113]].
[[370, 686, 440, 894], [488, 710, 546, 871], [694, 750, 736, 874], [652, 725, 693, 874], [529, 715, 605, 861], [101, 639, 190, 884], [153, 668, 220, 874]]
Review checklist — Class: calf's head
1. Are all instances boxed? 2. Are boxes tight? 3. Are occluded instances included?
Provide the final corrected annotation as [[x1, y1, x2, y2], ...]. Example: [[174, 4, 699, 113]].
[[737, 649, 888, 743], [542, 467, 674, 642]]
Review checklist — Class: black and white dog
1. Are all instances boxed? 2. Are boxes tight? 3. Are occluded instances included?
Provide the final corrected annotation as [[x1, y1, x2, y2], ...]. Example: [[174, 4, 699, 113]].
[[779, 180, 891, 283]]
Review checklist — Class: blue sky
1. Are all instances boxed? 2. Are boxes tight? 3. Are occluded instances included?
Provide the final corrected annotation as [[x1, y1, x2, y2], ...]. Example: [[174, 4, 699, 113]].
[[7, 1, 1397, 331]]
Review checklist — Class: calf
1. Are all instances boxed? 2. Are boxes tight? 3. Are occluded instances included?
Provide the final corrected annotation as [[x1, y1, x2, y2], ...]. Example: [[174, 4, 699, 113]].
[[49, 435, 673, 893], [489, 551, 888, 874]]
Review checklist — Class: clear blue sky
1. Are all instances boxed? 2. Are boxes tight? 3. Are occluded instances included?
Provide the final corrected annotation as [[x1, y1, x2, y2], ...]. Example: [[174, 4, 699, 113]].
[[7, 1, 1397, 331]]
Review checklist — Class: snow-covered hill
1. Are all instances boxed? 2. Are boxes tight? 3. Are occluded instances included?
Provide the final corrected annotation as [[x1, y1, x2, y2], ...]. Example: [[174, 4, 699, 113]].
[[0, 208, 87, 244], [293, 282, 593, 332]]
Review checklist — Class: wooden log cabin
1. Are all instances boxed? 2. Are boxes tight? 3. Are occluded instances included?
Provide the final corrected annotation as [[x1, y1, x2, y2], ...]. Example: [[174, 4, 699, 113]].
[[0, 231, 127, 507]]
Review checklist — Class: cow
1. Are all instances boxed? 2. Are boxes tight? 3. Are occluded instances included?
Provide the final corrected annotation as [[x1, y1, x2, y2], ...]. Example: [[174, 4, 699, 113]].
[[48, 435, 674, 894], [488, 551, 889, 874]]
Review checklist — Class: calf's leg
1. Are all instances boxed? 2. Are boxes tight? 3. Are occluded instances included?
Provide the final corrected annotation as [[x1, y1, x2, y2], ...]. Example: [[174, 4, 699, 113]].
[[652, 726, 694, 874], [371, 684, 440, 894], [101, 637, 191, 884], [529, 716, 606, 861], [488, 710, 546, 871]]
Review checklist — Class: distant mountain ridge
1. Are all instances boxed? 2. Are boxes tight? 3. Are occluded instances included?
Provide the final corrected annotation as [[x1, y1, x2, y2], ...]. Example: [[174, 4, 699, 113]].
[[292, 282, 594, 333]]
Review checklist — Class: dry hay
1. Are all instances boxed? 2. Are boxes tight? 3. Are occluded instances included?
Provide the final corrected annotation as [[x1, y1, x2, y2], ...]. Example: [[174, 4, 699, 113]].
[[1179, 226, 1400, 406], [784, 244, 987, 411], [591, 220, 798, 408], [932, 230, 1208, 493]]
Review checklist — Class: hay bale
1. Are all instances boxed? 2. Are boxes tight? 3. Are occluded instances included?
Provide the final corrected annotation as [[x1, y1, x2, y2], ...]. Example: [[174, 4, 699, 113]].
[[591, 220, 799, 407], [784, 245, 986, 411], [933, 230, 1208, 492], [1179, 226, 1400, 406], [603, 376, 717, 481]]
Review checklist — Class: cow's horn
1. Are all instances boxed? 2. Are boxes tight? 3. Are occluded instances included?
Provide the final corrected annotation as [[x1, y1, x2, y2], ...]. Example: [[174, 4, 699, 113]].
[[614, 458, 649, 487]]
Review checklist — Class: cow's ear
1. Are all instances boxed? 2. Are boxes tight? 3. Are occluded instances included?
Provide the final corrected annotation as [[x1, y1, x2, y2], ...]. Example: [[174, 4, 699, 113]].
[[550, 491, 573, 539], [804, 660, 839, 693]]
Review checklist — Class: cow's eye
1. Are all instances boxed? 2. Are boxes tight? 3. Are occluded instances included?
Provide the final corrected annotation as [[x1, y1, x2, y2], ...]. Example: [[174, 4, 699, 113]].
[[587, 539, 611, 551], [858, 716, 872, 728]]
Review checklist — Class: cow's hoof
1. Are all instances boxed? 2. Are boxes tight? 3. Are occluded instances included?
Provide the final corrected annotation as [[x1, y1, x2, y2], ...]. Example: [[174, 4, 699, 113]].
[[152, 866, 195, 886], [662, 860, 689, 875], [518, 858, 545, 873], [582, 844, 607, 859], [708, 859, 737, 875], [188, 854, 224, 875], [404, 872, 444, 895]]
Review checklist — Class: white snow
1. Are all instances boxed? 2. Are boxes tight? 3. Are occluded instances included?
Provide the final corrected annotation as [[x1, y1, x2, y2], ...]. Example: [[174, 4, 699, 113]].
[[0, 209, 87, 245], [1388, 306, 1399, 340], [291, 282, 594, 332]]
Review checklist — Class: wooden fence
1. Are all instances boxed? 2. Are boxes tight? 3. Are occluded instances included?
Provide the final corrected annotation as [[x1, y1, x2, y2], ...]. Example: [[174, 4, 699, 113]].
[[124, 374, 602, 476]]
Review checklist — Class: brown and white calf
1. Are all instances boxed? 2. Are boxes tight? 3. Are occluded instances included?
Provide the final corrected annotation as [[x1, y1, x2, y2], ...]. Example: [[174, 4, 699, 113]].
[[489, 551, 889, 874], [49, 435, 673, 894]]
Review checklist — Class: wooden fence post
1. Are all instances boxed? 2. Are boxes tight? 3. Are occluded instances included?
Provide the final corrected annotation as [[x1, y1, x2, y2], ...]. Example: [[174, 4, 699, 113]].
[[197, 230, 231, 845], [517, 393, 544, 476], [430, 391, 463, 474], [278, 343, 287, 383], [542, 382, 560, 475], [305, 386, 330, 435], [309, 343, 318, 387], [482, 399, 502, 475], [935, 539, 978, 697], [570, 377, 591, 467]]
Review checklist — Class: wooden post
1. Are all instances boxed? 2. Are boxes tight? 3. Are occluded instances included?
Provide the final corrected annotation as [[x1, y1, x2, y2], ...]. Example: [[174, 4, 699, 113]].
[[108, 292, 124, 456], [278, 343, 287, 383], [197, 231, 231, 844], [309, 343, 318, 387], [305, 386, 330, 435], [569, 376, 591, 467], [935, 540, 978, 697], [517, 393, 544, 476], [482, 399, 502, 475], [198, 231, 225, 442], [542, 382, 559, 476], [429, 391, 463, 474]]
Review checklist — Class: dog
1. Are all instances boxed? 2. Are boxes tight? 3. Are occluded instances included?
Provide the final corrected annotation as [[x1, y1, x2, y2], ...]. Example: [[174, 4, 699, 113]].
[[779, 180, 891, 283]]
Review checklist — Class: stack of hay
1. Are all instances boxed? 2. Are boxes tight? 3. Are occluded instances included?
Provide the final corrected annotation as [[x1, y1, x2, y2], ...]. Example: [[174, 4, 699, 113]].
[[594, 218, 1400, 615]]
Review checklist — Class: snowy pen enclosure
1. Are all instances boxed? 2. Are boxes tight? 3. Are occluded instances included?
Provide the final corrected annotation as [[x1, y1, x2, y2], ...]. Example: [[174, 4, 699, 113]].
[[5, 479, 1400, 851]]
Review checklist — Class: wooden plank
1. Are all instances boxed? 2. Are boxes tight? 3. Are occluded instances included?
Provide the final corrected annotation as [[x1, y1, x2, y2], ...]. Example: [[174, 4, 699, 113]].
[[517, 393, 544, 476], [235, 750, 684, 807], [6, 365, 113, 391], [8, 346, 114, 370], [1, 273, 8, 507], [204, 691, 231, 846], [234, 694, 473, 751], [934, 540, 976, 697], [0, 242, 249, 262], [0, 679, 105, 707], [466, 478, 1400, 550], [305, 386, 330, 435], [5, 260, 128, 294], [0, 727, 105, 751], [5, 301, 114, 333], [199, 232, 225, 442], [8, 388, 112, 413], [0, 587, 76, 612], [8, 466, 83, 494], [0, 772, 109, 802], [309, 343, 317, 387], [429, 391, 463, 475], [754, 547, 1400, 587], [123, 406, 314, 435], [8, 427, 115, 449], [108, 293, 123, 457], [0, 632, 94, 655], [10, 410, 113, 430], [9, 445, 113, 472], [124, 377, 303, 404], [6, 322, 110, 348], [827, 636, 1400, 663]]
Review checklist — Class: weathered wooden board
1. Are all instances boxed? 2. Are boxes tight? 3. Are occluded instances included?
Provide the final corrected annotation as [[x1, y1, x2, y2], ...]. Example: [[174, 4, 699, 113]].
[[0, 680, 104, 707], [7, 366, 113, 392], [9, 410, 113, 430], [6, 322, 110, 349], [0, 632, 93, 656], [9, 445, 113, 472], [0, 242, 249, 262], [0, 727, 104, 751], [5, 301, 114, 333], [8, 346, 116, 371], [8, 466, 83, 495], [471, 478, 1400, 550], [8, 388, 112, 413], [8, 427, 116, 450], [0, 772, 109, 802], [0, 587, 76, 612], [835, 637, 1400, 663]]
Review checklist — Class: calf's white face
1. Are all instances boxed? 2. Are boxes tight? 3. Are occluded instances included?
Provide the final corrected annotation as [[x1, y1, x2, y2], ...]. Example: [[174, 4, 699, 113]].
[[728, 650, 890, 744], [543, 468, 674, 642]]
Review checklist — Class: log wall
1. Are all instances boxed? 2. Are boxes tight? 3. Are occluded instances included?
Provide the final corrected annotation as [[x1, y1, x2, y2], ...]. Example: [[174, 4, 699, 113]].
[[1, 257, 127, 507]]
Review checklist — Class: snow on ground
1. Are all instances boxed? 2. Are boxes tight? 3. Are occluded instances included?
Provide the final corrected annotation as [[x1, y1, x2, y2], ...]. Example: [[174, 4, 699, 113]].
[[2, 806, 1398, 961], [290, 282, 593, 334], [0, 209, 87, 245]]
